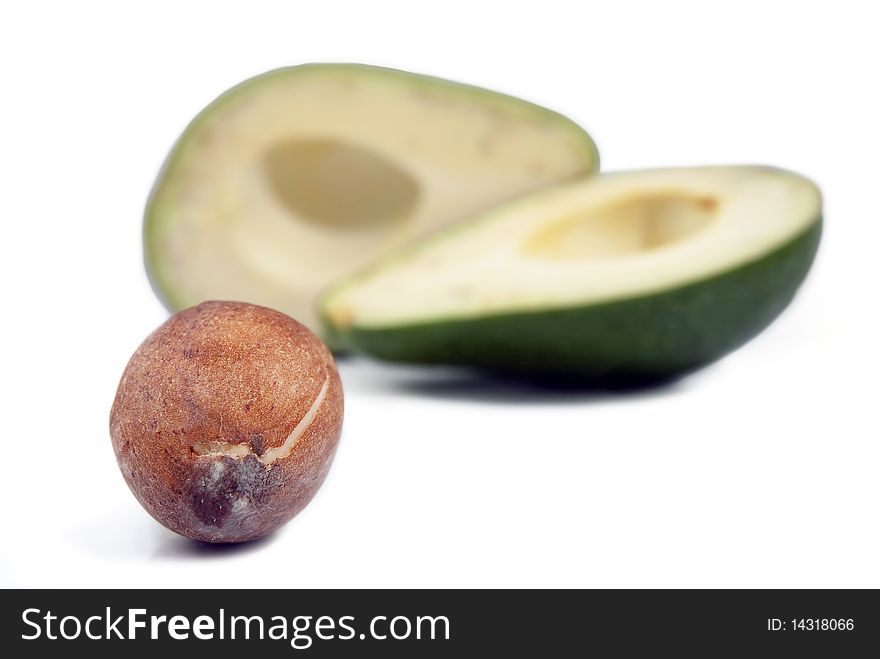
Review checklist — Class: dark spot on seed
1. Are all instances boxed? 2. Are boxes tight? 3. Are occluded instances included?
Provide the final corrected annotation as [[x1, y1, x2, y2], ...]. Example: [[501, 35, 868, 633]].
[[250, 433, 266, 456], [187, 455, 278, 529]]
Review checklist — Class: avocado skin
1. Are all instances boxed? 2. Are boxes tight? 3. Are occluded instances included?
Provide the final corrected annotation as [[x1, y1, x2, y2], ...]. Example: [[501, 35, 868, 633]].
[[327, 220, 821, 383]]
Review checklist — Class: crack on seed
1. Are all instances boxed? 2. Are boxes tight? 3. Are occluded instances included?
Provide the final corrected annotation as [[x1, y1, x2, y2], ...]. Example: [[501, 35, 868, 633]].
[[191, 376, 329, 467]]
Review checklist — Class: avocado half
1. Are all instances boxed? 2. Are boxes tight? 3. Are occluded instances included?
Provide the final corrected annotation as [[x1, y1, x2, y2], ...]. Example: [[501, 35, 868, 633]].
[[144, 63, 598, 331], [321, 166, 822, 382]]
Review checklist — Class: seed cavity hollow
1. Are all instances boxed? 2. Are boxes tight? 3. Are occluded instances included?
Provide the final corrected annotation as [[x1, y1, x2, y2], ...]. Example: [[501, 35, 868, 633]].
[[523, 192, 719, 261], [262, 138, 421, 228], [191, 378, 329, 467]]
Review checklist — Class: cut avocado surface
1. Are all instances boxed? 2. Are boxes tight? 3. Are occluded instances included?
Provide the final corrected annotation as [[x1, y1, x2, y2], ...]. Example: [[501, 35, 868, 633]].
[[321, 166, 822, 381], [144, 63, 599, 331]]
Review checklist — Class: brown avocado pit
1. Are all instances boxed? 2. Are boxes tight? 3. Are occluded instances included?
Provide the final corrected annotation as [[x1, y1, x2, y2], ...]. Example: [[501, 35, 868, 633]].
[[109, 301, 344, 543]]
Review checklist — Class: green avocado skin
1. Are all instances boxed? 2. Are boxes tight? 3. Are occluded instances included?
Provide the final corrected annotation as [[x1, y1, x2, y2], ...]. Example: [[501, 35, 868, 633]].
[[328, 221, 821, 383]]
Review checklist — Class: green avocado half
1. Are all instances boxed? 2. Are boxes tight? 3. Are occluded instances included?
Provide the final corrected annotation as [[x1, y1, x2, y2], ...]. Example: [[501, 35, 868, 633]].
[[144, 63, 598, 333], [320, 166, 822, 382]]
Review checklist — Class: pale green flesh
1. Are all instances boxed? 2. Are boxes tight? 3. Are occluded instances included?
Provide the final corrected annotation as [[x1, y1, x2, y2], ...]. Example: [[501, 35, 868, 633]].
[[322, 166, 822, 331], [145, 64, 598, 331]]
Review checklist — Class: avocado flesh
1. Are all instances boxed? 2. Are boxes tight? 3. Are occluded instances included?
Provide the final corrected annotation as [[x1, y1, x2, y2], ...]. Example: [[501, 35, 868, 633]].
[[321, 166, 822, 381], [144, 64, 599, 331]]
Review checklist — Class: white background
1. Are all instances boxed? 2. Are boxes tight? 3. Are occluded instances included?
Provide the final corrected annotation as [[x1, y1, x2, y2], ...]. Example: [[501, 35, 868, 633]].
[[1, 0, 878, 588]]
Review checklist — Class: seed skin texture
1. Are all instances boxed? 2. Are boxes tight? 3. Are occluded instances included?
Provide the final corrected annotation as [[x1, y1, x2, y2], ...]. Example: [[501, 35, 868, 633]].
[[109, 301, 344, 543]]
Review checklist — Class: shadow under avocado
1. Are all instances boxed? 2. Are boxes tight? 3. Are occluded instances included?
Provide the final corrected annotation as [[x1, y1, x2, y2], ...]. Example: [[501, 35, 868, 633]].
[[152, 529, 279, 560], [339, 357, 690, 405]]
